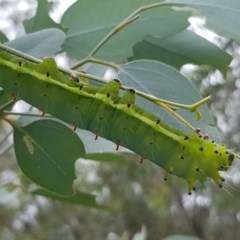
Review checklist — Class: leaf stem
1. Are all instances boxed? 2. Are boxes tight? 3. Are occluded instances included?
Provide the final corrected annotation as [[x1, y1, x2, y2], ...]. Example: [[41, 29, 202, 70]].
[[72, 57, 119, 70]]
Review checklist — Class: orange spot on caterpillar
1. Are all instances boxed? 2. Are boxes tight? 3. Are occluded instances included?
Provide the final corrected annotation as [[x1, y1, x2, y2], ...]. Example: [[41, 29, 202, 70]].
[[115, 139, 121, 151], [10, 92, 17, 102], [140, 152, 147, 164], [72, 121, 77, 131], [94, 130, 99, 140], [39, 107, 46, 117]]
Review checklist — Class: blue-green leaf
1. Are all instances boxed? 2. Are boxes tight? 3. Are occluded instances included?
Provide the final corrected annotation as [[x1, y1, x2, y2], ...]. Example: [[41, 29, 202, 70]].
[[130, 30, 232, 71], [118, 60, 220, 139], [61, 0, 190, 61], [166, 0, 240, 40], [5, 28, 66, 58]]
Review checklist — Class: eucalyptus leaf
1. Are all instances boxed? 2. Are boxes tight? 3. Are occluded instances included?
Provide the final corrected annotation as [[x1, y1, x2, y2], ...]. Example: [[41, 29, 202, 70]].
[[12, 119, 86, 195], [118, 60, 220, 140], [166, 0, 240, 40], [61, 0, 190, 61], [130, 30, 232, 71], [5, 28, 66, 58], [24, 0, 65, 33]]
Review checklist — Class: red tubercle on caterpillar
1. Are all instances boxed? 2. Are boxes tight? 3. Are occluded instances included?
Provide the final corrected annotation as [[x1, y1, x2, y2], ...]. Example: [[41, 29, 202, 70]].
[[140, 152, 147, 164], [39, 106, 46, 117], [70, 74, 79, 83], [203, 134, 209, 140], [195, 128, 201, 134], [72, 121, 77, 131], [115, 139, 121, 151], [93, 130, 99, 140], [10, 92, 17, 102]]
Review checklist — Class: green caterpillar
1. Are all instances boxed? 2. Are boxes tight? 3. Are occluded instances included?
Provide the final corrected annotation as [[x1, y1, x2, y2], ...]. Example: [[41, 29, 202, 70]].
[[0, 47, 236, 194]]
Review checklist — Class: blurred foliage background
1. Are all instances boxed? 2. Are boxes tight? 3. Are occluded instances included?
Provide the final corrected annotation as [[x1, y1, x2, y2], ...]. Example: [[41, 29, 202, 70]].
[[1, 1, 240, 240]]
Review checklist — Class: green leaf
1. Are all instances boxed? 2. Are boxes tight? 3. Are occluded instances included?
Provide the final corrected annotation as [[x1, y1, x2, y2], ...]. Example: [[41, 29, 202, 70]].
[[118, 60, 220, 140], [32, 188, 109, 210], [24, 0, 65, 33], [4, 28, 65, 58], [166, 0, 240, 40], [61, 0, 190, 61], [12, 119, 86, 195], [130, 30, 232, 71]]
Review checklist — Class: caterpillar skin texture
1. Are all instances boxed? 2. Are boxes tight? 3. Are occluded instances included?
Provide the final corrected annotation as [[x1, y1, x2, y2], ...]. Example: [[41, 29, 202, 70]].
[[0, 49, 234, 193]]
